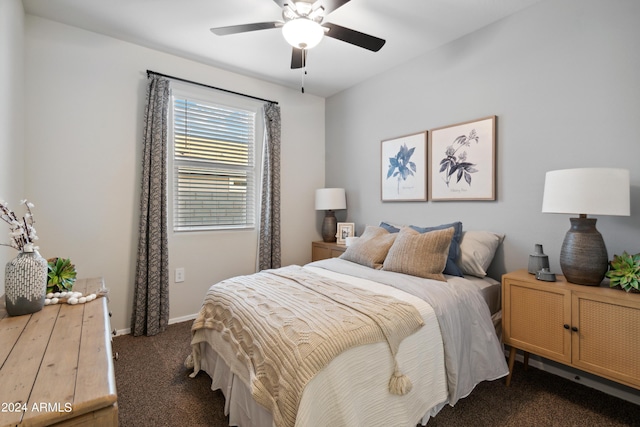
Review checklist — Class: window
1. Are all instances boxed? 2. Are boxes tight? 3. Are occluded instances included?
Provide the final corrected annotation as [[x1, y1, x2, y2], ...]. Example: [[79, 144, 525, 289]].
[[171, 87, 261, 231]]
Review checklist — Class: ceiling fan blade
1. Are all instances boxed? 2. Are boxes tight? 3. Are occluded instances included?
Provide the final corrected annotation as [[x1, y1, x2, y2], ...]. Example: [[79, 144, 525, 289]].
[[211, 22, 281, 36], [323, 22, 385, 52], [320, 0, 352, 16], [291, 48, 304, 69], [272, 0, 288, 8]]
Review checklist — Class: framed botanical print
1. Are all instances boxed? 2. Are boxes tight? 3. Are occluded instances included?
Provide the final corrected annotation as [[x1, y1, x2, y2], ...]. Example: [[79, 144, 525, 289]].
[[429, 116, 496, 201], [381, 131, 427, 202]]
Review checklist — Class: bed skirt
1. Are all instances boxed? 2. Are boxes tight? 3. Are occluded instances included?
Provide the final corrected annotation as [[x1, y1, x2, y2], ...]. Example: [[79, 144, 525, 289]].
[[199, 342, 273, 427], [195, 330, 448, 427]]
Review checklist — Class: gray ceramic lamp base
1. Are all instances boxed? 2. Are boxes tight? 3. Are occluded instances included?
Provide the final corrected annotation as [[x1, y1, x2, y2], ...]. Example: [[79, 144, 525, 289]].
[[560, 217, 609, 286], [321, 210, 337, 243]]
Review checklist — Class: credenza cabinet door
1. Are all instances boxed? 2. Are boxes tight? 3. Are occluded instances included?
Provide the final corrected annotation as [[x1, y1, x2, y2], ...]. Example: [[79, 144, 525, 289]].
[[572, 291, 640, 389], [503, 279, 572, 364]]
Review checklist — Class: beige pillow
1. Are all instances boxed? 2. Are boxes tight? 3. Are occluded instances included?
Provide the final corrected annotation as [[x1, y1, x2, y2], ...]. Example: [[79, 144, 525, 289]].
[[457, 230, 505, 277], [340, 226, 397, 269], [382, 227, 454, 281]]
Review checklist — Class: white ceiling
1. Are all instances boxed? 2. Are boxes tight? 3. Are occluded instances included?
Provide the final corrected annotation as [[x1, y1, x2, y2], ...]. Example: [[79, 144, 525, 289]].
[[23, 0, 543, 97]]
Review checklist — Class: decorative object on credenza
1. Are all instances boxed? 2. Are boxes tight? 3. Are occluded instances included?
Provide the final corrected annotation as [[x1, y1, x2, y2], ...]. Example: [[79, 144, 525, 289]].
[[429, 116, 496, 201], [381, 131, 427, 202], [535, 268, 557, 282], [542, 168, 630, 286], [336, 222, 355, 245], [5, 249, 48, 316], [47, 257, 77, 294], [528, 243, 550, 275], [1, 199, 48, 316], [606, 252, 640, 293], [44, 290, 103, 306], [315, 188, 346, 243], [0, 199, 39, 252]]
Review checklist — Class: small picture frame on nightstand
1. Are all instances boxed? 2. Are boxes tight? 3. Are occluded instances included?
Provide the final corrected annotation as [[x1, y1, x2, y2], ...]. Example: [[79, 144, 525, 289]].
[[336, 222, 355, 245]]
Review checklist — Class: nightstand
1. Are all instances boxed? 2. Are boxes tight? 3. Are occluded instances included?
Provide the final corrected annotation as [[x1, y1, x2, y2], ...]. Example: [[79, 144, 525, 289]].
[[312, 241, 347, 261], [502, 269, 640, 390]]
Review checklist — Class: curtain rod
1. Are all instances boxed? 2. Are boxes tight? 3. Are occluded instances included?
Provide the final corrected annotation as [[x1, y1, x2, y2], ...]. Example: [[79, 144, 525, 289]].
[[146, 70, 278, 105]]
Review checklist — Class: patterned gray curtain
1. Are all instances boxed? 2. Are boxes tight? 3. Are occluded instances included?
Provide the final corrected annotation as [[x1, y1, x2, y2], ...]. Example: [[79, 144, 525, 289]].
[[258, 103, 281, 271], [132, 75, 170, 336]]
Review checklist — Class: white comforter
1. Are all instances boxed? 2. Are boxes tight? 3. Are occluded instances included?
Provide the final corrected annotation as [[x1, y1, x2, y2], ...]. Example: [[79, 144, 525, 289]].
[[191, 258, 508, 427]]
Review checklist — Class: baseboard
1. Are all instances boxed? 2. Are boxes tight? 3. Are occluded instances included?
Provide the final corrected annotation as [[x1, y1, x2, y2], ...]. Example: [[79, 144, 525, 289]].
[[115, 328, 131, 336], [508, 349, 640, 405], [168, 313, 198, 325], [114, 313, 198, 336]]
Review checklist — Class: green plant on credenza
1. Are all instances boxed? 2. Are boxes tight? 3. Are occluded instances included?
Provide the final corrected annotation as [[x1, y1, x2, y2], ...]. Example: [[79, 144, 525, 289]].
[[47, 257, 77, 293], [606, 251, 640, 292]]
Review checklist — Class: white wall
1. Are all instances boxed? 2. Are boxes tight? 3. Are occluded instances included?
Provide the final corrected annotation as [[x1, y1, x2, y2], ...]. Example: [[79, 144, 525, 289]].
[[326, 0, 640, 279], [0, 0, 25, 296], [22, 15, 325, 331]]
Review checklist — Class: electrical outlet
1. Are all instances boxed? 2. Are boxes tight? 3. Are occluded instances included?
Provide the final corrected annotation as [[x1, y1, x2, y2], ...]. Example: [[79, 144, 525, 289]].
[[175, 268, 185, 283]]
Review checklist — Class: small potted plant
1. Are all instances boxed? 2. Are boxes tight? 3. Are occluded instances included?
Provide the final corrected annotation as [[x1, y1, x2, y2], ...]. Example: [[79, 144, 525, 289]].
[[606, 252, 640, 293], [47, 257, 77, 294]]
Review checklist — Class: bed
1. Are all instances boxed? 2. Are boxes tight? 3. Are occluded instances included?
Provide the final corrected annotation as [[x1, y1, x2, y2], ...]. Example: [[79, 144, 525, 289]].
[[188, 224, 509, 427]]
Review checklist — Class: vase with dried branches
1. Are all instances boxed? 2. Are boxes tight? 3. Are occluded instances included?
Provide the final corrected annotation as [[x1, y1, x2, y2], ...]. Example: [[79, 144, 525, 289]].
[[1, 199, 48, 316]]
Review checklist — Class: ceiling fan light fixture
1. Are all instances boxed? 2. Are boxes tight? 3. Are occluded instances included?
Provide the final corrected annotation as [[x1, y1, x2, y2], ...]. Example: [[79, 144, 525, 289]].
[[282, 18, 324, 50]]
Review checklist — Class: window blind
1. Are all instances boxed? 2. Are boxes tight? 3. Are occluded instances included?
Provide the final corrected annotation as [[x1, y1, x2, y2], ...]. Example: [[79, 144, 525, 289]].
[[173, 98, 256, 230]]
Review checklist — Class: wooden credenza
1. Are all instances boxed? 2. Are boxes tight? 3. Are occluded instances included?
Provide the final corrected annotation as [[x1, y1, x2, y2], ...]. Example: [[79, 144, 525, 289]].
[[502, 269, 640, 390], [311, 241, 347, 261], [0, 277, 118, 427]]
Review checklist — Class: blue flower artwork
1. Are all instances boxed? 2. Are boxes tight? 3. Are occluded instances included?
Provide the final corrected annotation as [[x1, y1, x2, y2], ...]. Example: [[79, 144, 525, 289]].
[[381, 132, 426, 201], [387, 143, 416, 194]]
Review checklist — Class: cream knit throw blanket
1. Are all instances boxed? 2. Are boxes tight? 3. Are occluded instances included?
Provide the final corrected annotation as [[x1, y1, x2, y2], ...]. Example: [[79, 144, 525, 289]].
[[190, 265, 424, 427]]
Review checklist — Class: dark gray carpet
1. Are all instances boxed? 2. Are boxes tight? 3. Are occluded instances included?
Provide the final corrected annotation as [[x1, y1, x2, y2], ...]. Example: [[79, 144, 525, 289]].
[[112, 320, 227, 427], [113, 321, 640, 426]]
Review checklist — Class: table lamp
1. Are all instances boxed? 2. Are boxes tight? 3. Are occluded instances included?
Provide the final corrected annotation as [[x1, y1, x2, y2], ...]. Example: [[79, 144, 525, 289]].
[[542, 168, 630, 285], [315, 188, 346, 243]]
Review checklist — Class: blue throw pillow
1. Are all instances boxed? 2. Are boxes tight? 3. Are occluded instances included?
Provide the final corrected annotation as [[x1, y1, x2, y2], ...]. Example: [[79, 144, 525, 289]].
[[379, 221, 401, 233], [409, 222, 464, 277]]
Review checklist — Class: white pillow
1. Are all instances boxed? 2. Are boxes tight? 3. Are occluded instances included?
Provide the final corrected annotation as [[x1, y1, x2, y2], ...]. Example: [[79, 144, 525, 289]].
[[457, 231, 505, 277]]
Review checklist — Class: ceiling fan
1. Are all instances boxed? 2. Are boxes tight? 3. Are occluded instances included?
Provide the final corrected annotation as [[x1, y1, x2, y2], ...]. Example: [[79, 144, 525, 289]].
[[210, 0, 386, 70]]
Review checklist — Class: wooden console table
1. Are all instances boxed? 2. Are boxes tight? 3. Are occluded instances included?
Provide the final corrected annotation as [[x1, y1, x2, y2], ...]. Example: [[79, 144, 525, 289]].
[[502, 269, 640, 390], [0, 277, 118, 427]]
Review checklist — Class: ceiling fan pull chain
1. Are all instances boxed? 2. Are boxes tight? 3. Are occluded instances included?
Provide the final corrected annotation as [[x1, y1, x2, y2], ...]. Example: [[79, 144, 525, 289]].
[[301, 49, 307, 93]]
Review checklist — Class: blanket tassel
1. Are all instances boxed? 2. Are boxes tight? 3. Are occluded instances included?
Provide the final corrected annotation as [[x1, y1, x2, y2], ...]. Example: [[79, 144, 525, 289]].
[[184, 353, 194, 370], [389, 363, 413, 395], [185, 352, 201, 379]]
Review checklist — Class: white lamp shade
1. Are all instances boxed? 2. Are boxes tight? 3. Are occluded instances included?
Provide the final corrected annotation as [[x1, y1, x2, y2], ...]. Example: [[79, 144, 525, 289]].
[[542, 168, 630, 216], [282, 19, 324, 50], [315, 188, 346, 210]]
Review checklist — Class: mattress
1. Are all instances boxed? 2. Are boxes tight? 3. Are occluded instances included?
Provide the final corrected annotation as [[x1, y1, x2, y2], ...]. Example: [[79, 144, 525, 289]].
[[463, 275, 501, 316]]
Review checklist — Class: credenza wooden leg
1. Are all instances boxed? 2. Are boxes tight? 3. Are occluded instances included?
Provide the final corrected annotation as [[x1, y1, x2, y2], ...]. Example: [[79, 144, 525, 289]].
[[506, 346, 517, 386]]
